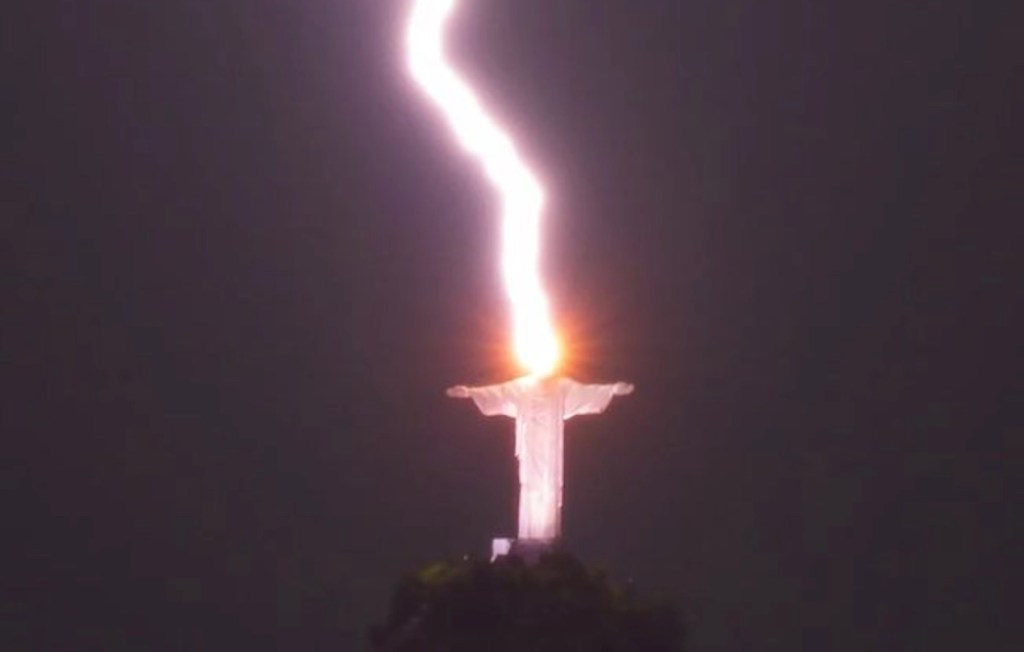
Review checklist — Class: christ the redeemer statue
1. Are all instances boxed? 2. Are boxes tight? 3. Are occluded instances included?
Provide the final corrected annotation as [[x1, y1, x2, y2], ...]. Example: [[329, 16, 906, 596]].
[[447, 375, 634, 542]]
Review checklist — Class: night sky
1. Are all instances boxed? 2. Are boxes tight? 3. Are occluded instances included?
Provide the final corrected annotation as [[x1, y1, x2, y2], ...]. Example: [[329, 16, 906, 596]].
[[6, 0, 1021, 649]]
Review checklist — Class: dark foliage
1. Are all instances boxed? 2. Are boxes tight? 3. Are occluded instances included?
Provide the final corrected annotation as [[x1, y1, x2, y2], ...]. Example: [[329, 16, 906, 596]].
[[371, 553, 684, 651]]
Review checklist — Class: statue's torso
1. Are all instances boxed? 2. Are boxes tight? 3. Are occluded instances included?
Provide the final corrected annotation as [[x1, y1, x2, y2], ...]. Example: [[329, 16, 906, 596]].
[[512, 378, 567, 488]]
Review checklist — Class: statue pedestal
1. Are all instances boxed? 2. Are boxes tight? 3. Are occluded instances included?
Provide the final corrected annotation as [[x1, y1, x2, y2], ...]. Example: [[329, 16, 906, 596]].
[[491, 537, 557, 563]]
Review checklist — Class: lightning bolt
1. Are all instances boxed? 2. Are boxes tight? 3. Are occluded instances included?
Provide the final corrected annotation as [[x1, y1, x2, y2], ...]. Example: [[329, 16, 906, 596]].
[[407, 0, 560, 376]]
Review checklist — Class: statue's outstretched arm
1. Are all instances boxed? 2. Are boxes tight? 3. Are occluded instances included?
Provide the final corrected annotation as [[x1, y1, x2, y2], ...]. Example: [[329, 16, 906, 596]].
[[446, 385, 471, 398], [564, 379, 635, 418], [445, 382, 517, 417]]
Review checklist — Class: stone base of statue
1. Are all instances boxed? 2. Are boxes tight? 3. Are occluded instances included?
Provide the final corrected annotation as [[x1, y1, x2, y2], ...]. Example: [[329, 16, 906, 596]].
[[492, 537, 558, 563]]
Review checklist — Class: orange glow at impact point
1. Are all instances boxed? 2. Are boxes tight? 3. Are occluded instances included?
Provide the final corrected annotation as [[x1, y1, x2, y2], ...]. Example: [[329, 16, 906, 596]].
[[407, 0, 560, 376]]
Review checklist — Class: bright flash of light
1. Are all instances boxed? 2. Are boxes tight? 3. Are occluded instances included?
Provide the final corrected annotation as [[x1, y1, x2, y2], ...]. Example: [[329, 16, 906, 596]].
[[407, 0, 560, 376]]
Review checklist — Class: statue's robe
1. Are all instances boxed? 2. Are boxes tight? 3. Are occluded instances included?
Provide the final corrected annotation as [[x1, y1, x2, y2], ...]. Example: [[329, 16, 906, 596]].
[[465, 376, 623, 540]]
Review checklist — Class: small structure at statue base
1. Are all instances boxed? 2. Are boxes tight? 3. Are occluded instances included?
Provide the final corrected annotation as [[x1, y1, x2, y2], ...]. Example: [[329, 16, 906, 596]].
[[491, 537, 558, 563]]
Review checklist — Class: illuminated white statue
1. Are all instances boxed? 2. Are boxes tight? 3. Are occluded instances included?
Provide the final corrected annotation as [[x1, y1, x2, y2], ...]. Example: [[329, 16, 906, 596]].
[[447, 376, 634, 541]]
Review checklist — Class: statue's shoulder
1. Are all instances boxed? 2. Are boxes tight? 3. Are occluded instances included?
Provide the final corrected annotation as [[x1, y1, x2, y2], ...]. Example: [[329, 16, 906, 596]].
[[559, 376, 583, 389]]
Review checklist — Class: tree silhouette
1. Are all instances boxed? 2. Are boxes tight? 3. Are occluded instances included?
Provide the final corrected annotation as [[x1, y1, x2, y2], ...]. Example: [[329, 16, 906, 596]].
[[371, 552, 684, 651]]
